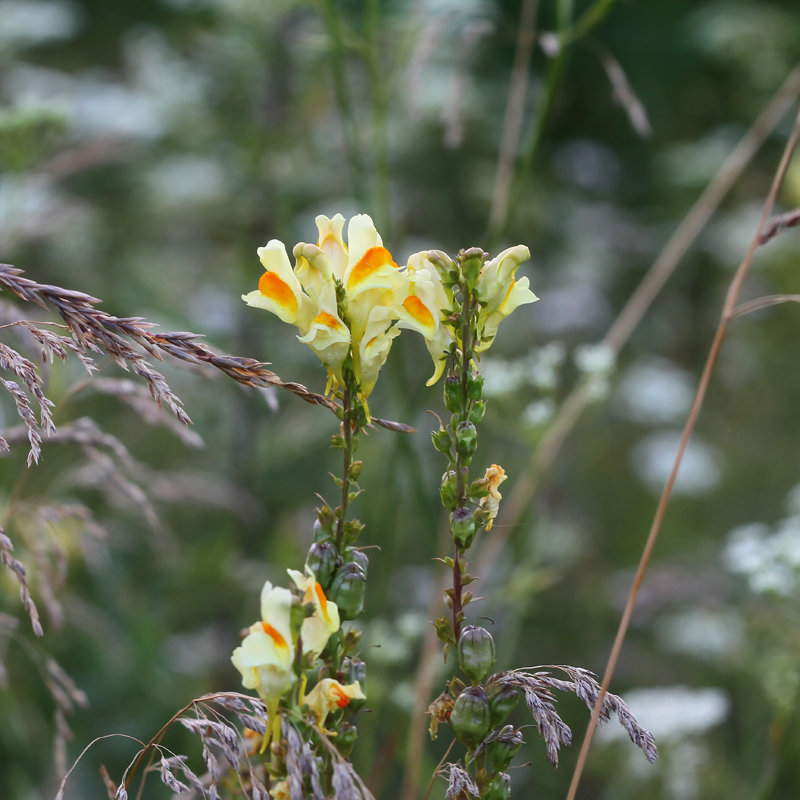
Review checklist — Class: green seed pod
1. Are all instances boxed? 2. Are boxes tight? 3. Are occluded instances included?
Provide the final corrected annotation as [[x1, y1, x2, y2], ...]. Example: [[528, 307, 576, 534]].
[[488, 684, 519, 727], [305, 541, 340, 590], [482, 771, 512, 800], [440, 471, 459, 511], [449, 686, 491, 748], [316, 506, 336, 538], [455, 421, 478, 458], [334, 721, 358, 758], [469, 400, 486, 426], [431, 428, 453, 454], [450, 507, 476, 550], [348, 460, 362, 481], [444, 376, 461, 413], [487, 726, 524, 772], [457, 625, 496, 683], [328, 562, 367, 620], [350, 549, 369, 578], [466, 372, 484, 401], [341, 657, 367, 711]]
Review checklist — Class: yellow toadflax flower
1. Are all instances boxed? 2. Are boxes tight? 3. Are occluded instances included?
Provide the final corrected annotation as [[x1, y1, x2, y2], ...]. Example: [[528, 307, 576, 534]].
[[287, 567, 340, 657], [477, 464, 507, 531], [269, 781, 291, 800], [395, 251, 453, 386], [231, 581, 295, 743], [304, 678, 366, 729], [400, 245, 537, 383], [243, 213, 402, 398], [474, 245, 538, 353]]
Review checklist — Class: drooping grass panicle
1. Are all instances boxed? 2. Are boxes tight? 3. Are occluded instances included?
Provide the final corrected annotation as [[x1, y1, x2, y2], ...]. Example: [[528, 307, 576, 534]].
[[0, 263, 337, 420], [0, 526, 43, 636], [443, 761, 480, 799], [489, 667, 658, 765]]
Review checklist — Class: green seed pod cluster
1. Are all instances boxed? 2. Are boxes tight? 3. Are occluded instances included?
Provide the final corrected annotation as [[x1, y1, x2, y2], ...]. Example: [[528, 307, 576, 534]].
[[457, 625, 496, 683], [449, 685, 491, 748]]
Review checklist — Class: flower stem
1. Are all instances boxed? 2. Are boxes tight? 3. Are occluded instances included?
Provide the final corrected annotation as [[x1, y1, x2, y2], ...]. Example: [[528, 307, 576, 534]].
[[335, 386, 354, 553], [452, 289, 475, 643]]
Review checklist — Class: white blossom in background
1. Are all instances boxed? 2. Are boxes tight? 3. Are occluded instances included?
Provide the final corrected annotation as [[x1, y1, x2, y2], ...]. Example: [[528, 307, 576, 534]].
[[0, 0, 81, 48], [522, 398, 556, 429], [724, 512, 800, 597], [631, 431, 722, 496], [656, 608, 744, 662], [615, 357, 694, 424]]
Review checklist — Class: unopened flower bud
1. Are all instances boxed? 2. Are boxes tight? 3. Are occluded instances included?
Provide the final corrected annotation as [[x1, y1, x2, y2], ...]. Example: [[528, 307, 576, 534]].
[[305, 541, 340, 590], [328, 562, 367, 620], [451, 507, 476, 550], [449, 686, 491, 748], [455, 421, 478, 459], [459, 247, 487, 289], [457, 625, 496, 682], [482, 770, 512, 800], [488, 684, 519, 727], [444, 377, 461, 413], [427, 249, 457, 283], [487, 726, 523, 772]]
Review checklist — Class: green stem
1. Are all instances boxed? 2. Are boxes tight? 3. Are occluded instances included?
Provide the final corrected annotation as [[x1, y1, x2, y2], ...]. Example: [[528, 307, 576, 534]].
[[452, 288, 475, 642], [335, 386, 353, 553]]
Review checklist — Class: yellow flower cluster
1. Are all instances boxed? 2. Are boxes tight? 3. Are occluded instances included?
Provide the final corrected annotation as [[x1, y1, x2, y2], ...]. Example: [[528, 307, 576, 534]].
[[231, 568, 362, 743], [243, 213, 537, 396]]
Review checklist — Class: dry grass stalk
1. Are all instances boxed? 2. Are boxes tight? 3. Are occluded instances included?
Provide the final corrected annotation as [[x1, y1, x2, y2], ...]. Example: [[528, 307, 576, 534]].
[[565, 103, 800, 800], [759, 206, 800, 245], [402, 56, 800, 800]]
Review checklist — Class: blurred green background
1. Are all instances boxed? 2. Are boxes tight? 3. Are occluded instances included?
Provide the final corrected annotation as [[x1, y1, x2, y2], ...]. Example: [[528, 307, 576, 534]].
[[2, 0, 800, 798]]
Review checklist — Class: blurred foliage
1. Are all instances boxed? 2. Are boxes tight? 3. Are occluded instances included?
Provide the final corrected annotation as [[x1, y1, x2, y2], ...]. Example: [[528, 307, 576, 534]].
[[2, 0, 800, 798]]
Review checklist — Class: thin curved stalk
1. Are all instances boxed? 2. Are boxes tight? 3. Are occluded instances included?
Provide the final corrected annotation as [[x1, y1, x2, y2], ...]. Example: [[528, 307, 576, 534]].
[[565, 105, 800, 800]]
